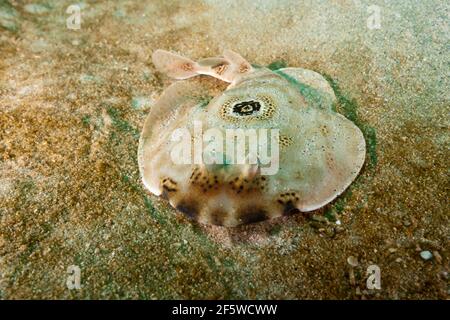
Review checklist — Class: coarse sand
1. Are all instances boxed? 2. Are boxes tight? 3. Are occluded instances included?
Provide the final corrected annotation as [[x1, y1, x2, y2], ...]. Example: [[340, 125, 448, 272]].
[[0, 0, 448, 299]]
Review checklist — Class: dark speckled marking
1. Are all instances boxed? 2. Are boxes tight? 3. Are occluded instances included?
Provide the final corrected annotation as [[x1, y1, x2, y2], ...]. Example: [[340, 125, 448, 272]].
[[283, 201, 299, 216], [238, 207, 268, 224], [160, 189, 170, 200], [176, 200, 199, 220], [162, 185, 177, 193]]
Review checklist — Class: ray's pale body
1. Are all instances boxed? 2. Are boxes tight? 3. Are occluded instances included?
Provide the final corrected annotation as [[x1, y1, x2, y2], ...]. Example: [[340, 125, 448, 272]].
[[138, 50, 366, 227]]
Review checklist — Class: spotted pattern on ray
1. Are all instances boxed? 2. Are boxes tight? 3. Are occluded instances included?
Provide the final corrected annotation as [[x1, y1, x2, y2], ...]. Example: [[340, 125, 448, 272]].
[[139, 50, 366, 227]]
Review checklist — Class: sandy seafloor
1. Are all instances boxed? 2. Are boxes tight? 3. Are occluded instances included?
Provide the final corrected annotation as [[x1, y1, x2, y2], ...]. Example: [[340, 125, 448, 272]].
[[0, 0, 448, 299]]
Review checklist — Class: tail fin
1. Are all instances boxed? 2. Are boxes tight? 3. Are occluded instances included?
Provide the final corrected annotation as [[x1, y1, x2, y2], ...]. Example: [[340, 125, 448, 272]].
[[152, 50, 200, 80], [222, 49, 253, 74]]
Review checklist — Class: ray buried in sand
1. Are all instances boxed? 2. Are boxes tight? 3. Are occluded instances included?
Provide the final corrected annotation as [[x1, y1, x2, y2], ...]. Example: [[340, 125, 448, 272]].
[[170, 120, 280, 176]]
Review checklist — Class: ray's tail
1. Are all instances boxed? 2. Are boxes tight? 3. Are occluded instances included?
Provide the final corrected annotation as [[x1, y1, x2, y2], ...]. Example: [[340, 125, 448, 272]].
[[152, 49, 253, 83]]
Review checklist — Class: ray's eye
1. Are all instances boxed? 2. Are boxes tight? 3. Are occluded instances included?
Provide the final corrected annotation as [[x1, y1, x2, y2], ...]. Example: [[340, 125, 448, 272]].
[[232, 100, 261, 116]]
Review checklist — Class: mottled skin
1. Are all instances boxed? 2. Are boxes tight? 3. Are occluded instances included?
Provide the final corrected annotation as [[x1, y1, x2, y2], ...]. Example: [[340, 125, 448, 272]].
[[138, 50, 365, 227]]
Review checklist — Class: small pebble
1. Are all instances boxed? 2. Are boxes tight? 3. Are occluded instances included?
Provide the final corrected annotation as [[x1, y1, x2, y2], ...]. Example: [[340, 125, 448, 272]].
[[402, 218, 411, 226], [347, 255, 359, 267], [420, 250, 433, 260]]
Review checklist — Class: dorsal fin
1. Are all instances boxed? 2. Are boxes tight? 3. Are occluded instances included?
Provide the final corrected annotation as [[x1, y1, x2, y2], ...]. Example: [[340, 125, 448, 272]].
[[152, 50, 199, 80]]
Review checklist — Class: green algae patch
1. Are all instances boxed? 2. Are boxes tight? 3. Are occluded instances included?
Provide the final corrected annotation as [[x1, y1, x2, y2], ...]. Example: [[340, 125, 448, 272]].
[[324, 191, 349, 222], [121, 173, 167, 226], [107, 107, 140, 140], [267, 60, 287, 71], [143, 195, 167, 225], [0, 0, 20, 32], [269, 224, 282, 235], [197, 95, 213, 109], [24, 3, 53, 14], [363, 126, 378, 168], [81, 115, 91, 126]]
